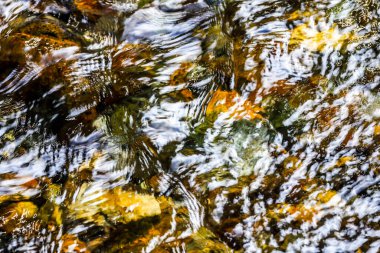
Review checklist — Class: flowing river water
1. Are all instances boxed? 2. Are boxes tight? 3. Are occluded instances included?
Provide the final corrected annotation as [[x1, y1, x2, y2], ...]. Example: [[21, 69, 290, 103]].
[[0, 0, 379, 252]]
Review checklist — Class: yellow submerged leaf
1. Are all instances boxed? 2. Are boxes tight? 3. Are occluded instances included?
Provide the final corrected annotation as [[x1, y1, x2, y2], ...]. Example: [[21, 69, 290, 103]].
[[290, 24, 354, 52], [206, 90, 263, 121], [206, 90, 239, 116]]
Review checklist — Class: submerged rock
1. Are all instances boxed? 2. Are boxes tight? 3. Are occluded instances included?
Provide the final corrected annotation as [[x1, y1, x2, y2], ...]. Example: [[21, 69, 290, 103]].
[[60, 234, 90, 253], [68, 185, 161, 226], [74, 0, 149, 18], [92, 192, 233, 252], [0, 11, 157, 142], [74, 0, 116, 16], [0, 31, 79, 66], [0, 15, 81, 64], [186, 227, 232, 253]]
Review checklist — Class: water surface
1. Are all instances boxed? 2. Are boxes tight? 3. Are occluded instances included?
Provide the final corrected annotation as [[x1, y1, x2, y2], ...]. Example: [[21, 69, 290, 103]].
[[0, 0, 379, 252]]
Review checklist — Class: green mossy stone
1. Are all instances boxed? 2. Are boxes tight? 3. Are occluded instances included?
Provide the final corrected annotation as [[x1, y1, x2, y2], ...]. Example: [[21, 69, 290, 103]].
[[186, 227, 232, 253]]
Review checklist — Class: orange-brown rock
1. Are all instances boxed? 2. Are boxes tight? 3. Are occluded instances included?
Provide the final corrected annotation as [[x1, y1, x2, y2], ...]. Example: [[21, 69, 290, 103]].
[[74, 0, 116, 17]]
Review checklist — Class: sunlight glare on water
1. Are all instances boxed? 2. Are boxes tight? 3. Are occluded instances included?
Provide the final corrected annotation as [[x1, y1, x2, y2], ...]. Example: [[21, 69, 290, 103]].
[[0, 0, 379, 252]]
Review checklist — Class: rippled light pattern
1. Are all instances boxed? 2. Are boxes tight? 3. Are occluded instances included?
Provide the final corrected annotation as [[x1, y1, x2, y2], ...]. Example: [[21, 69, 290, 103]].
[[0, 0, 379, 252]]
